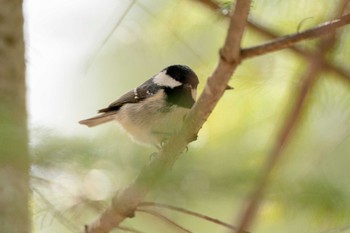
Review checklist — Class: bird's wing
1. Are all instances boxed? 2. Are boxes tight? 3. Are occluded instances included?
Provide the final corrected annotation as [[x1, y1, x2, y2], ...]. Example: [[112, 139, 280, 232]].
[[98, 79, 161, 113]]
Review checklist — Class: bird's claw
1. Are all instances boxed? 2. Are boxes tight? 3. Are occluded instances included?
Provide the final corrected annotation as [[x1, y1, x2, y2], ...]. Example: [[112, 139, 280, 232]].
[[149, 152, 159, 161]]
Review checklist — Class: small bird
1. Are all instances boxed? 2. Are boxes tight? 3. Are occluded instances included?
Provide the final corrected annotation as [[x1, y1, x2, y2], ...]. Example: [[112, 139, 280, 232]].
[[79, 65, 199, 147]]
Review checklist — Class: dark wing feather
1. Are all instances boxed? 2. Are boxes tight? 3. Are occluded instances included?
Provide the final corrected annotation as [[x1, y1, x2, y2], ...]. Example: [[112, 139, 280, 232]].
[[98, 78, 161, 113], [98, 89, 139, 113]]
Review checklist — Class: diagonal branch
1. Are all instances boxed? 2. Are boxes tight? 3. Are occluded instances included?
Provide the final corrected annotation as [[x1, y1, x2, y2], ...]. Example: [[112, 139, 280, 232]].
[[85, 0, 136, 72], [241, 14, 350, 59], [246, 20, 350, 84], [193, 0, 350, 84], [235, 35, 334, 233], [234, 1, 347, 231], [137, 208, 193, 233], [81, 2, 350, 233], [80, 1, 252, 232], [139, 202, 245, 232]]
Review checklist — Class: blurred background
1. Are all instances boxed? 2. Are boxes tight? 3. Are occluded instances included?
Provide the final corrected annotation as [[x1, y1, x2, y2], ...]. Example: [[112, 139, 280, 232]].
[[24, 0, 350, 232]]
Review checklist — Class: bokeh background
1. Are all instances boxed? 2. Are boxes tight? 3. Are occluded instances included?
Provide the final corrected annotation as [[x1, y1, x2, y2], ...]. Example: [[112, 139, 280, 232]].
[[25, 0, 350, 232]]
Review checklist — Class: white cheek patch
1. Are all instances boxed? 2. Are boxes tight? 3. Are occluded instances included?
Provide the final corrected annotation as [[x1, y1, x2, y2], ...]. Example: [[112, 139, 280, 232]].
[[153, 71, 182, 88]]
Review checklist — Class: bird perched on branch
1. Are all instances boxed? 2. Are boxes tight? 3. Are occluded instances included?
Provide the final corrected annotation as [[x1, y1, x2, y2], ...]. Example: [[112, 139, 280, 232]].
[[79, 65, 199, 148]]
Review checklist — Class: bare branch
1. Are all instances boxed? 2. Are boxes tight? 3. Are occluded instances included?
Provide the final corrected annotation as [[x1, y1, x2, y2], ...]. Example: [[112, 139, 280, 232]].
[[234, 2, 347, 232], [241, 14, 350, 59], [235, 36, 332, 233], [193, 0, 350, 83], [178, 0, 251, 152], [80, 2, 350, 233], [139, 202, 246, 232], [137, 208, 193, 233], [80, 1, 251, 232], [85, 0, 136, 72], [245, 19, 350, 84]]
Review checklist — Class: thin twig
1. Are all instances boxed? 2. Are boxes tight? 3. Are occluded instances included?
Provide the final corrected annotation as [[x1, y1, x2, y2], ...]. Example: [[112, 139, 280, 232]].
[[33, 188, 79, 232], [138, 202, 246, 232], [139, 202, 232, 229], [136, 1, 207, 65], [137, 208, 193, 233], [85, 0, 136, 72]]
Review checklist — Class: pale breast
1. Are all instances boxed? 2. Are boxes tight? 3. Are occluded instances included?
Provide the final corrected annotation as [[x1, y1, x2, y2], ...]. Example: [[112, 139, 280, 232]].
[[115, 90, 190, 146]]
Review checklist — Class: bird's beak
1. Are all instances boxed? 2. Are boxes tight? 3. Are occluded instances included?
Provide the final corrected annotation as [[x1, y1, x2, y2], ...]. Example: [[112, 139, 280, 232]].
[[191, 88, 197, 100], [184, 83, 197, 100]]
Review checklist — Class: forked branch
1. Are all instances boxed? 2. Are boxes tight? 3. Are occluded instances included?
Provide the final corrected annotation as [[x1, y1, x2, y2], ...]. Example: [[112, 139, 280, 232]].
[[81, 1, 252, 232], [194, 0, 350, 84], [81, 2, 350, 233]]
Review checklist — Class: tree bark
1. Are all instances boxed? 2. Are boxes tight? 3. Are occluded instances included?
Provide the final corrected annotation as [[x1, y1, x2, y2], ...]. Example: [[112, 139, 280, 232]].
[[0, 0, 30, 232]]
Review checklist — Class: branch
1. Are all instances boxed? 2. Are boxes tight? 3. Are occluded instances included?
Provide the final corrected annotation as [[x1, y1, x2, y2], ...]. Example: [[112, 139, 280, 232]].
[[193, 1, 350, 232], [241, 14, 350, 59], [85, 0, 136, 72], [234, 2, 346, 231], [139, 202, 245, 232], [81, 2, 350, 233], [193, 0, 350, 84], [137, 208, 193, 233], [33, 188, 78, 232], [235, 35, 332, 233], [80, 1, 252, 232], [247, 20, 350, 84]]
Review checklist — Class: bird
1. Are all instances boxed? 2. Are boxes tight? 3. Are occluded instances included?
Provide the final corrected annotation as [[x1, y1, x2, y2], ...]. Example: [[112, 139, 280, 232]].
[[79, 65, 199, 148]]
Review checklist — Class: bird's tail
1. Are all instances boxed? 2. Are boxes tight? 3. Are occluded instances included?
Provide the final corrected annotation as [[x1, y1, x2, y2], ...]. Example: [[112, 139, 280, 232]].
[[79, 112, 117, 127]]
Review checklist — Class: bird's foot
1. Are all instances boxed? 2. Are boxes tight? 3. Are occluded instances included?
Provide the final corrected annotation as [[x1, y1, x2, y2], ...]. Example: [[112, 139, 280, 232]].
[[149, 152, 160, 161]]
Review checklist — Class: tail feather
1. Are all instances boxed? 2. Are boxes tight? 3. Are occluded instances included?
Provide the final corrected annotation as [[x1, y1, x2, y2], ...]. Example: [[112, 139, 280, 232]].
[[79, 112, 117, 127]]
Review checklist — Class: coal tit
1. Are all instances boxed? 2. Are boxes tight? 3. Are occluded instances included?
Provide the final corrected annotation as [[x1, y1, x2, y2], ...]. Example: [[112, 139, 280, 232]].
[[79, 65, 199, 147]]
